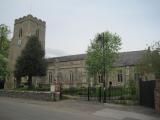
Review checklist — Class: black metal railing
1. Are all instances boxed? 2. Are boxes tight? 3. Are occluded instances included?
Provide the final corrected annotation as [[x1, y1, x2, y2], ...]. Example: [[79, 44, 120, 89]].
[[60, 80, 139, 105]]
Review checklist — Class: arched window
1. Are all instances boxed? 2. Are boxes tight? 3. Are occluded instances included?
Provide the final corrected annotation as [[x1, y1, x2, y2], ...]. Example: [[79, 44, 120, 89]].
[[70, 71, 74, 85], [48, 72, 52, 84], [57, 72, 62, 82], [117, 70, 123, 82]]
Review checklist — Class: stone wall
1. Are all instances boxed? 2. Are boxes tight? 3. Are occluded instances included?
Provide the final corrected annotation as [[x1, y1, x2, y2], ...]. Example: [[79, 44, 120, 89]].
[[0, 90, 59, 101], [155, 79, 160, 113], [47, 59, 87, 87], [47, 58, 155, 88]]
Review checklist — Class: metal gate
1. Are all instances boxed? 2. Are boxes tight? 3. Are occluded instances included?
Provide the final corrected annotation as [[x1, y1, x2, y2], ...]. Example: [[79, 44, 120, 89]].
[[81, 82, 139, 104], [139, 80, 155, 108]]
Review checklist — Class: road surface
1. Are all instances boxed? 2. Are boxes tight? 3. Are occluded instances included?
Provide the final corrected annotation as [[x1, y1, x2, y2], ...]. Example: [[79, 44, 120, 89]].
[[0, 97, 109, 120], [0, 97, 159, 120]]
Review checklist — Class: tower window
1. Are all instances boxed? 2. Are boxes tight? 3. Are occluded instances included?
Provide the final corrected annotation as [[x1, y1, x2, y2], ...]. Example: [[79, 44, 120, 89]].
[[36, 29, 39, 39], [19, 28, 22, 38]]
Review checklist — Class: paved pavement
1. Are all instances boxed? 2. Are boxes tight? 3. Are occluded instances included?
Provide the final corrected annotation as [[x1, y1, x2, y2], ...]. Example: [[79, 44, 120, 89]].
[[95, 108, 157, 120], [0, 97, 159, 120]]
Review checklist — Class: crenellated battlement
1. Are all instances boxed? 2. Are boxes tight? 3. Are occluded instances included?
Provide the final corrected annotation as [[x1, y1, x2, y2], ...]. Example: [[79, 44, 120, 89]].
[[15, 14, 46, 26]]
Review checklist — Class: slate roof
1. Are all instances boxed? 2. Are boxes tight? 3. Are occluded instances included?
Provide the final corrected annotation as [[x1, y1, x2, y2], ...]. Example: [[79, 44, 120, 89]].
[[46, 50, 145, 67], [113, 50, 145, 67]]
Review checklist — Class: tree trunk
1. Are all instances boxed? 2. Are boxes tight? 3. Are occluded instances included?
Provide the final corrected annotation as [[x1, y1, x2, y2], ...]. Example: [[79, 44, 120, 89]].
[[93, 74, 96, 86], [28, 75, 32, 89]]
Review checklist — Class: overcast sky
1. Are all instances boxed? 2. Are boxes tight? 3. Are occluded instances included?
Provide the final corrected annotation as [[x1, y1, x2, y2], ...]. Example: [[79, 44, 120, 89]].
[[0, 0, 160, 57]]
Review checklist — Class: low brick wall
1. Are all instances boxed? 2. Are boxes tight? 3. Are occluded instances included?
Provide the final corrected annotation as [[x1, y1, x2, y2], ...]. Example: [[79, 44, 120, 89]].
[[0, 90, 60, 101], [155, 79, 160, 113]]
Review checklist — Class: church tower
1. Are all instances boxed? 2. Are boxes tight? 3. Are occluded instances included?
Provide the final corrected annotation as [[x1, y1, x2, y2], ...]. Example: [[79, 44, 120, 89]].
[[6, 15, 46, 89], [9, 14, 46, 72]]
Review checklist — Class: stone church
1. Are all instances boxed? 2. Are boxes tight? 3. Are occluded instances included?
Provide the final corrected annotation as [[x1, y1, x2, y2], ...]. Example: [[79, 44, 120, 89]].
[[5, 15, 154, 89]]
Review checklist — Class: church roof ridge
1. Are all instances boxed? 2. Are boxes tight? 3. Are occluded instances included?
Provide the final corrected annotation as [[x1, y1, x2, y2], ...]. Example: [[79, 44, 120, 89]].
[[47, 54, 86, 63], [46, 50, 145, 67]]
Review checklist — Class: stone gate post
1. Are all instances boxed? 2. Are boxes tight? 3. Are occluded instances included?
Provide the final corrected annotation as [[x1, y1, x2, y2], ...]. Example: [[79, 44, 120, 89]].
[[155, 79, 160, 113]]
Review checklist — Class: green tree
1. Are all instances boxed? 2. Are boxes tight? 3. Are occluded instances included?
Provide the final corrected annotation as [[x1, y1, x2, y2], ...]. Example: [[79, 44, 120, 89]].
[[0, 24, 10, 81], [86, 31, 121, 85], [138, 41, 160, 79], [14, 35, 47, 88], [0, 24, 10, 57]]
